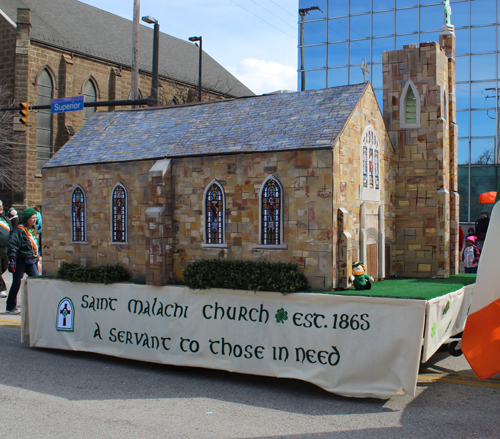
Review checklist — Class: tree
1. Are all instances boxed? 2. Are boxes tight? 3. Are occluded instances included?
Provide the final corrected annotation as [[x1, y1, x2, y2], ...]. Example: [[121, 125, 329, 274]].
[[0, 86, 25, 194], [473, 148, 494, 165]]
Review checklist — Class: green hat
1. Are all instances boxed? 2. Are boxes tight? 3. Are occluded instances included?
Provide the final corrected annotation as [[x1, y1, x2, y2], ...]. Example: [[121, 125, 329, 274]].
[[21, 208, 37, 224], [352, 261, 364, 267]]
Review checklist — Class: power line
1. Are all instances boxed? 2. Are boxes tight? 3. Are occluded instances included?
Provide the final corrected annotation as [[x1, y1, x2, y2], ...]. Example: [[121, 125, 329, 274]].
[[266, 0, 297, 19], [228, 0, 296, 39], [248, 0, 296, 30]]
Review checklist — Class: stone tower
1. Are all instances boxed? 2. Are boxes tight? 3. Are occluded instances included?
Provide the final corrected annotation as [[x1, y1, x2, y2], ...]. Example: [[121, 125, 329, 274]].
[[382, 24, 458, 278]]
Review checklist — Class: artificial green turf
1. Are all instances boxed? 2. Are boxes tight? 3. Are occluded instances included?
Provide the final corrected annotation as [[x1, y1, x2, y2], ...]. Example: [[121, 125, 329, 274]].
[[324, 274, 476, 300]]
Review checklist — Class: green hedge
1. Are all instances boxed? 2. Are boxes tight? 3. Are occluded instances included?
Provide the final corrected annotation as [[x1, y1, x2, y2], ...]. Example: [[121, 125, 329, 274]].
[[56, 262, 131, 285], [183, 259, 309, 293]]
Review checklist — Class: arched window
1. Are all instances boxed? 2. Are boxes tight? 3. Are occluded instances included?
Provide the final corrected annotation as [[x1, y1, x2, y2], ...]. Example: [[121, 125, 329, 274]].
[[111, 183, 127, 243], [399, 80, 421, 128], [71, 185, 87, 243], [362, 126, 380, 190], [204, 180, 225, 245], [36, 69, 53, 172], [260, 176, 283, 245], [361, 126, 381, 202], [82, 79, 97, 123]]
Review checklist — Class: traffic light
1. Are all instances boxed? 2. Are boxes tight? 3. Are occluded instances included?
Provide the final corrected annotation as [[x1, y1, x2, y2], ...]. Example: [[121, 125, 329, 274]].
[[19, 102, 30, 126]]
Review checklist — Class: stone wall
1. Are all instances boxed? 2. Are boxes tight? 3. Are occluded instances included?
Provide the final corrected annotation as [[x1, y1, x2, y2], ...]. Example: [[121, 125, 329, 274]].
[[0, 12, 19, 205], [42, 149, 334, 290], [42, 160, 155, 283], [170, 150, 334, 291], [0, 13, 16, 96]]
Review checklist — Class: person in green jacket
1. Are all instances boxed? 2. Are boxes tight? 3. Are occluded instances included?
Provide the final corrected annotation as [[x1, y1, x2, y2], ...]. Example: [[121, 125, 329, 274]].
[[5, 208, 40, 314]]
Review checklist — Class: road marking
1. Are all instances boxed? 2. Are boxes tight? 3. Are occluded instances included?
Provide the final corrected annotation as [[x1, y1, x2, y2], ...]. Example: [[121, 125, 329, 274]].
[[0, 318, 21, 327], [418, 371, 500, 389]]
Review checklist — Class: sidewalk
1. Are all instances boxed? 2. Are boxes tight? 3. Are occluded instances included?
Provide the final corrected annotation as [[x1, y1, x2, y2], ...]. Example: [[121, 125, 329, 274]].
[[0, 272, 22, 324]]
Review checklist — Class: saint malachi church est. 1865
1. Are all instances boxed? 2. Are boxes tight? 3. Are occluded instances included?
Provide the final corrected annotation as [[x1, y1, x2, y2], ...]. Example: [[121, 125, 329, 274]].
[[40, 24, 459, 291]]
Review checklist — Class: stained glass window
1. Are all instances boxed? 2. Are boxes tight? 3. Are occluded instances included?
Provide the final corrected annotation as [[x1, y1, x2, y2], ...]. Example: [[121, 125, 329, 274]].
[[362, 128, 380, 190], [71, 186, 86, 242], [261, 177, 282, 245], [205, 182, 224, 244], [112, 184, 127, 243]]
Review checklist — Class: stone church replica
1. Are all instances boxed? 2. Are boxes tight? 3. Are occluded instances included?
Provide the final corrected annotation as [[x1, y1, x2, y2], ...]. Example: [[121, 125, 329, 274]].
[[41, 25, 459, 291]]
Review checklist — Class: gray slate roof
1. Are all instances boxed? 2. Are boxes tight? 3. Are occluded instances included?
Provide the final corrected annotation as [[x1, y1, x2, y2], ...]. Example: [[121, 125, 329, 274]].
[[0, 0, 254, 97], [44, 84, 369, 169]]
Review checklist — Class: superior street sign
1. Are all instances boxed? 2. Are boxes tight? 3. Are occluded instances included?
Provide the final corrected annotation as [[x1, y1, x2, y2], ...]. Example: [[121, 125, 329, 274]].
[[51, 95, 84, 114]]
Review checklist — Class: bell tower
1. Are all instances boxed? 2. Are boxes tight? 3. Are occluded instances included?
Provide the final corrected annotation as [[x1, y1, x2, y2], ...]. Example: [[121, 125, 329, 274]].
[[382, 20, 457, 278]]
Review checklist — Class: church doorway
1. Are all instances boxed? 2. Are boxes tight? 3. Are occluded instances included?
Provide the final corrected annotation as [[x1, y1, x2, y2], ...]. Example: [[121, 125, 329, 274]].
[[367, 244, 378, 280]]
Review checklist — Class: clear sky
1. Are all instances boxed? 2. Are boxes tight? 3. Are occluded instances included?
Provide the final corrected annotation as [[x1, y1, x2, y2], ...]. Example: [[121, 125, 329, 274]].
[[78, 0, 298, 95]]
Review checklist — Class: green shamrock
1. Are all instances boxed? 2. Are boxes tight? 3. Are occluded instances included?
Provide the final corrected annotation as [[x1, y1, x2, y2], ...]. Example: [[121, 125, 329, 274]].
[[275, 308, 288, 324], [442, 301, 450, 315], [431, 322, 437, 338]]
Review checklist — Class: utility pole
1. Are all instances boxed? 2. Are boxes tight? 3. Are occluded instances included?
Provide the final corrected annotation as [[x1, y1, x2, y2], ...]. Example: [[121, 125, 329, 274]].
[[131, 0, 140, 107], [189, 36, 203, 102], [299, 6, 321, 92]]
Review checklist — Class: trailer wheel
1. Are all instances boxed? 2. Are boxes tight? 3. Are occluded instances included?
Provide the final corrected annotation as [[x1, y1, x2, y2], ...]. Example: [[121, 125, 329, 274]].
[[448, 341, 462, 357]]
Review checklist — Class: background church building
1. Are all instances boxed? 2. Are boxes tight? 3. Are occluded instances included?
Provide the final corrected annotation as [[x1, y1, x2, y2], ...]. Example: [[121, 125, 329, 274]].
[[0, 0, 253, 210]]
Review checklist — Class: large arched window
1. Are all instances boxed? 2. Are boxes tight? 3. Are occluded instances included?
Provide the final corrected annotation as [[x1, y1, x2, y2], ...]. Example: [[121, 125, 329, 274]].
[[203, 180, 225, 245], [82, 79, 97, 123], [399, 79, 421, 128], [260, 176, 283, 245], [71, 185, 87, 243], [361, 126, 380, 202], [36, 69, 53, 172], [111, 183, 127, 243]]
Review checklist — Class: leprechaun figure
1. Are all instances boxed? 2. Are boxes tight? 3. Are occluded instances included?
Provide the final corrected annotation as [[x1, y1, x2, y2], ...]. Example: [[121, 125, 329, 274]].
[[350, 261, 374, 290]]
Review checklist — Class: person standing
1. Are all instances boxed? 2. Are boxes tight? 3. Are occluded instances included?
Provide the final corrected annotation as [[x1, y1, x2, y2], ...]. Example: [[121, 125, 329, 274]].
[[462, 236, 481, 274], [0, 200, 11, 299], [8, 208, 19, 229], [475, 210, 490, 251], [5, 208, 40, 314]]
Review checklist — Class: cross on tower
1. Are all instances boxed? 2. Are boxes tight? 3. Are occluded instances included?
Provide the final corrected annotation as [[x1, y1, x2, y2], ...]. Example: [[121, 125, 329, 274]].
[[361, 59, 370, 83]]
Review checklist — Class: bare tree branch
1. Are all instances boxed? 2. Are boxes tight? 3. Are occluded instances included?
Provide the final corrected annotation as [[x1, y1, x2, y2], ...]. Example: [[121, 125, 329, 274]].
[[0, 86, 26, 192]]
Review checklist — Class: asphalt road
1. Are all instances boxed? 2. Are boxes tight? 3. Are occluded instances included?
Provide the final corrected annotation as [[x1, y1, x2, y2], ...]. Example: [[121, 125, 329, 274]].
[[1, 273, 499, 438], [0, 307, 499, 439]]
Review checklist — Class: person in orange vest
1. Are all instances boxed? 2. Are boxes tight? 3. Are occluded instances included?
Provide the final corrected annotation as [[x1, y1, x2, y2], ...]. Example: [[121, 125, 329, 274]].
[[0, 200, 12, 298], [5, 208, 40, 314]]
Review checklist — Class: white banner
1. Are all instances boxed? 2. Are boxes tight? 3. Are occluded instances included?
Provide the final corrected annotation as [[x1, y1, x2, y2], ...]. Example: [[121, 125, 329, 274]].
[[422, 284, 474, 363], [24, 279, 426, 399]]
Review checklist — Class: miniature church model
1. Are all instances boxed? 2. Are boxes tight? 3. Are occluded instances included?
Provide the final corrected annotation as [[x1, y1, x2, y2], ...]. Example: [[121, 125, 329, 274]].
[[41, 25, 458, 291]]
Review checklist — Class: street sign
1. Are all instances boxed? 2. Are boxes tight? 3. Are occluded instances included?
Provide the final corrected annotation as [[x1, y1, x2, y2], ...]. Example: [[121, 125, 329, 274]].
[[51, 95, 84, 114]]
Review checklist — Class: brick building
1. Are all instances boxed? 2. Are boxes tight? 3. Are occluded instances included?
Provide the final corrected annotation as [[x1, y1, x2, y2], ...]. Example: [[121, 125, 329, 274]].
[[0, 0, 253, 209], [40, 25, 458, 289]]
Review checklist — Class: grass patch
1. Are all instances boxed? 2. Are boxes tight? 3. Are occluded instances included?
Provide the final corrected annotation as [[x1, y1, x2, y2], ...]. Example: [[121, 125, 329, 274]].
[[322, 274, 476, 300]]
